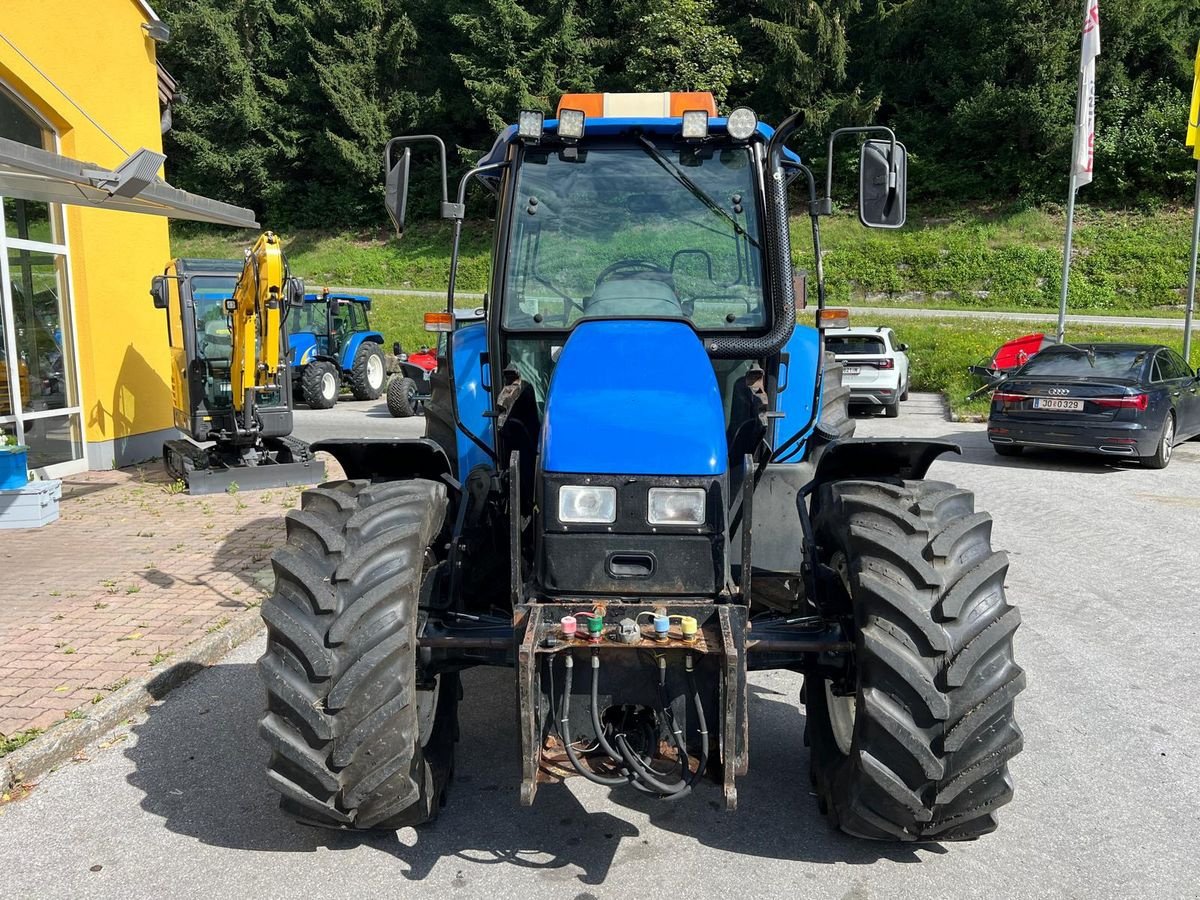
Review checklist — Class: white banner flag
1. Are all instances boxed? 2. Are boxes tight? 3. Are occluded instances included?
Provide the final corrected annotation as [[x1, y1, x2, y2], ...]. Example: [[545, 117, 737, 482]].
[[1073, 0, 1101, 187]]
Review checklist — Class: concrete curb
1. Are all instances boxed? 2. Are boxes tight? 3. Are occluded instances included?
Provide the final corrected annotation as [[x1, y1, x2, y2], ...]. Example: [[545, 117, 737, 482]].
[[1, 610, 264, 793]]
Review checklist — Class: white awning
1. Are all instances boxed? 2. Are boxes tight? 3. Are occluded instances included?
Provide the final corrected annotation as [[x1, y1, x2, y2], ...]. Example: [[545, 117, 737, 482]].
[[0, 135, 259, 228]]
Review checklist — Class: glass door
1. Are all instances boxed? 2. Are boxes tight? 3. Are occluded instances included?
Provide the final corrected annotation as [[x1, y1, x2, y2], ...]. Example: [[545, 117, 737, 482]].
[[0, 86, 84, 475]]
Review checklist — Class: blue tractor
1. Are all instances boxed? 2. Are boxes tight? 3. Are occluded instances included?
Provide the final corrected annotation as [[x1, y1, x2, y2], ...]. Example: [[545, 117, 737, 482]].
[[257, 93, 1025, 841], [287, 289, 387, 408]]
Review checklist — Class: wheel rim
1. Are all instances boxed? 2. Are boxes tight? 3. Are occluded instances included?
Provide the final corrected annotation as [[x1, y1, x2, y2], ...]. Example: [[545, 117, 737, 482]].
[[825, 680, 857, 756], [416, 677, 440, 748], [827, 550, 857, 756], [367, 353, 384, 390], [321, 371, 337, 399], [407, 382, 417, 404], [1163, 417, 1174, 462]]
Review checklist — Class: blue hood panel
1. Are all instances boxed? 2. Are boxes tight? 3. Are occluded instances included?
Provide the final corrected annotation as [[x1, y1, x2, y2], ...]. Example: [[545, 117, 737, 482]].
[[542, 320, 726, 476]]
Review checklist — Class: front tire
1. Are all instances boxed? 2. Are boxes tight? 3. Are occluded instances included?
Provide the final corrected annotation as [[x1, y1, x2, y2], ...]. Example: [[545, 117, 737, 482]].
[[807, 479, 1025, 841], [301, 361, 339, 409], [387, 376, 419, 418], [259, 478, 457, 829], [349, 343, 386, 401]]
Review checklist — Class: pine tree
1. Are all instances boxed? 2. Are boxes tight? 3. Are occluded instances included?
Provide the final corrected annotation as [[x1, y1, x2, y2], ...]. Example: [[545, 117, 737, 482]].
[[450, 0, 598, 139], [155, 0, 290, 216]]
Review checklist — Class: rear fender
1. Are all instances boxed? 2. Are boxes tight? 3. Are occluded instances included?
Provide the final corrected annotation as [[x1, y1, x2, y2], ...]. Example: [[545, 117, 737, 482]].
[[809, 438, 959, 493], [339, 332, 384, 370], [310, 438, 451, 484]]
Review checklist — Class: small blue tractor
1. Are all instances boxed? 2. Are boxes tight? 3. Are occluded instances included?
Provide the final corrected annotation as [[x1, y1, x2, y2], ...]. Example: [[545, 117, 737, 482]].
[[257, 93, 1025, 841], [287, 289, 387, 408]]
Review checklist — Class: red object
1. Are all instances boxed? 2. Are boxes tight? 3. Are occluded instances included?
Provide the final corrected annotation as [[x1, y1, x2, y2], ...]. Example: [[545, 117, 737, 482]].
[[406, 347, 437, 373], [991, 333, 1057, 373]]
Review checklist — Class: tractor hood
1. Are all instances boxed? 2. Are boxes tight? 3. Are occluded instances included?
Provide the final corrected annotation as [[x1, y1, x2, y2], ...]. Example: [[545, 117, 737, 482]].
[[541, 320, 726, 476]]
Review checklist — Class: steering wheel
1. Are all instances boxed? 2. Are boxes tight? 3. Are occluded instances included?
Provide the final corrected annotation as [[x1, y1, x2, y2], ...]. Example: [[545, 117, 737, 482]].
[[594, 259, 671, 286]]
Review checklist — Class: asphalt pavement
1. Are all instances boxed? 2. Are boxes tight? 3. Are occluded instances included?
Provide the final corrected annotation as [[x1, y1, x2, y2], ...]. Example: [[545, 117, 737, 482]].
[[290, 397, 426, 444], [2, 398, 1199, 899]]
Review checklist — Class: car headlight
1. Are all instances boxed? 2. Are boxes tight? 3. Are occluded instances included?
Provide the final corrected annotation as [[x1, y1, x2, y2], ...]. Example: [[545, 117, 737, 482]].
[[647, 488, 706, 526], [559, 485, 617, 524]]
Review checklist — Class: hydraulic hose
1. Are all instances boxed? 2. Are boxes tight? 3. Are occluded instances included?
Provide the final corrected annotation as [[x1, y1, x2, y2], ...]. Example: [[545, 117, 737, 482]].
[[559, 654, 631, 787], [558, 651, 710, 799], [590, 651, 629, 766]]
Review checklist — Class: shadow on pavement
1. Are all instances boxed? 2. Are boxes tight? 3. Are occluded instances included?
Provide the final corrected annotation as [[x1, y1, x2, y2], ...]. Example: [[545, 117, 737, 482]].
[[929, 430, 1137, 475], [125, 661, 929, 884]]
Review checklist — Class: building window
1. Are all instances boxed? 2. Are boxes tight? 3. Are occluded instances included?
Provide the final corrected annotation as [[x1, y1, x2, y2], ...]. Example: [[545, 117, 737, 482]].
[[0, 85, 83, 474]]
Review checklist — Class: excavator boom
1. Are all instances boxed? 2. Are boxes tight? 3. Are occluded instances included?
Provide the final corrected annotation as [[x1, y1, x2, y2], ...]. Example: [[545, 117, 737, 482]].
[[231, 231, 286, 413]]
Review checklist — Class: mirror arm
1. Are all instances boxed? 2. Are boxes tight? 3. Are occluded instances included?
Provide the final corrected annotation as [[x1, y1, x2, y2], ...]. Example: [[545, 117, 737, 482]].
[[822, 125, 898, 214], [384, 134, 450, 205], [446, 162, 509, 308], [782, 159, 827, 309]]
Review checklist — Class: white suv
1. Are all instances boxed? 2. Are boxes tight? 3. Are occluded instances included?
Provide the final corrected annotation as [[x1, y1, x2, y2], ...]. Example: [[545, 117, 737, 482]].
[[825, 326, 911, 418]]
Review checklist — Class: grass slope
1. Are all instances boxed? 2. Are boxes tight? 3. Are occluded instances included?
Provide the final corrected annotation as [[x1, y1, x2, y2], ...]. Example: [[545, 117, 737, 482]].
[[173, 204, 1200, 314]]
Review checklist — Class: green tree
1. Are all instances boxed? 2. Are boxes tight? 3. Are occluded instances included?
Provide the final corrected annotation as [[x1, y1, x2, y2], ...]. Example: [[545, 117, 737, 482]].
[[155, 0, 289, 214], [450, 0, 597, 138], [613, 0, 742, 103], [729, 0, 874, 131], [278, 0, 425, 223]]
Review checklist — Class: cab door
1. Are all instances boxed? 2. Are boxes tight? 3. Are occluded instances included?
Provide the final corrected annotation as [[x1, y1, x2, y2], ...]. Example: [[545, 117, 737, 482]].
[[164, 265, 191, 430]]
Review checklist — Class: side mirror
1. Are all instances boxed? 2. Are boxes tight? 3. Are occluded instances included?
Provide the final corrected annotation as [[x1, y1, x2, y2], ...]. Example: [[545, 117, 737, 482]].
[[385, 146, 411, 235], [149, 275, 168, 310], [897, 342, 909, 352], [287, 276, 306, 308], [859, 139, 907, 229], [392, 341, 402, 356]]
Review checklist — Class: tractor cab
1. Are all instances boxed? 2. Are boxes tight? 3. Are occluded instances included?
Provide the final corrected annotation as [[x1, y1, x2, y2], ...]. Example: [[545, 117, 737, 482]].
[[287, 290, 387, 409]]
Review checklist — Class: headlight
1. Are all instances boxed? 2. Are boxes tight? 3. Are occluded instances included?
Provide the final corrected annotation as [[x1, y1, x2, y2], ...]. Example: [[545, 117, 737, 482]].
[[559, 485, 617, 524], [647, 488, 706, 526]]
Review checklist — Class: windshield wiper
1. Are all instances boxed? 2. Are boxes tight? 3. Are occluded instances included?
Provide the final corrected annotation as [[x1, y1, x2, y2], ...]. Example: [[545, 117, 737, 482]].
[[636, 135, 761, 249]]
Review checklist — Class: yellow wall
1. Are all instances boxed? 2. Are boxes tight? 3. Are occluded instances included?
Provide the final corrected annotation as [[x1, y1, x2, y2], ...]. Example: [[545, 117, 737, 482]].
[[0, 0, 174, 448]]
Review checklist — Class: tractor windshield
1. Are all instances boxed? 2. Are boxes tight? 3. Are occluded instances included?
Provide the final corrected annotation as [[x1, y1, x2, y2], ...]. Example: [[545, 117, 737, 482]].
[[503, 143, 766, 332]]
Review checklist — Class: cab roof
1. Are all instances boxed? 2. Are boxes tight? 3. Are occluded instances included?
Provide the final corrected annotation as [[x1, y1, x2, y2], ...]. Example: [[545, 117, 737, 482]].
[[174, 258, 244, 277], [477, 117, 799, 169]]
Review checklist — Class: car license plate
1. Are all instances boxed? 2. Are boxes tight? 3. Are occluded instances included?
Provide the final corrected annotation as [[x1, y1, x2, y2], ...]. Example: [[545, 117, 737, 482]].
[[843, 366, 861, 375], [1032, 397, 1083, 411]]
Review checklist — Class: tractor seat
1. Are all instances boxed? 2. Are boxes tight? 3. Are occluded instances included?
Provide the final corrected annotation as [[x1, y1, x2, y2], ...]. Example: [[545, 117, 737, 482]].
[[581, 278, 683, 319], [200, 319, 232, 365]]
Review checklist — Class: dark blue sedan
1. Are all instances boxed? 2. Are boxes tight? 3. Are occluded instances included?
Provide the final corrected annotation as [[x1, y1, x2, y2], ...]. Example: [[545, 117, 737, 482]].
[[987, 343, 1200, 468]]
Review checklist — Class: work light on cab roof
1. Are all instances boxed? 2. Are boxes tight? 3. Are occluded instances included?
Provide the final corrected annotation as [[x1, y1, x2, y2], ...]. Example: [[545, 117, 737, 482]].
[[516, 91, 756, 142]]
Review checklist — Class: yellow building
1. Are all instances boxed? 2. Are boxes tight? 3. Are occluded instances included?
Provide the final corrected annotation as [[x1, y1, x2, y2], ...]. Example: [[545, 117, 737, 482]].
[[0, 0, 252, 475]]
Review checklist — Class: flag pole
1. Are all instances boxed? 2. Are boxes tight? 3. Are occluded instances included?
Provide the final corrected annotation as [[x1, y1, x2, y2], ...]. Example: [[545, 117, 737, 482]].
[[1058, 0, 1093, 343], [1185, 160, 1200, 362], [1057, 172, 1079, 343]]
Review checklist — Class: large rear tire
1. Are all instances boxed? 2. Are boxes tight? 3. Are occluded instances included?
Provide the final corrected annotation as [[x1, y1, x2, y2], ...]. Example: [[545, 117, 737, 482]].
[[259, 478, 457, 829], [819, 352, 857, 439], [349, 343, 386, 401], [806, 479, 1025, 841]]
